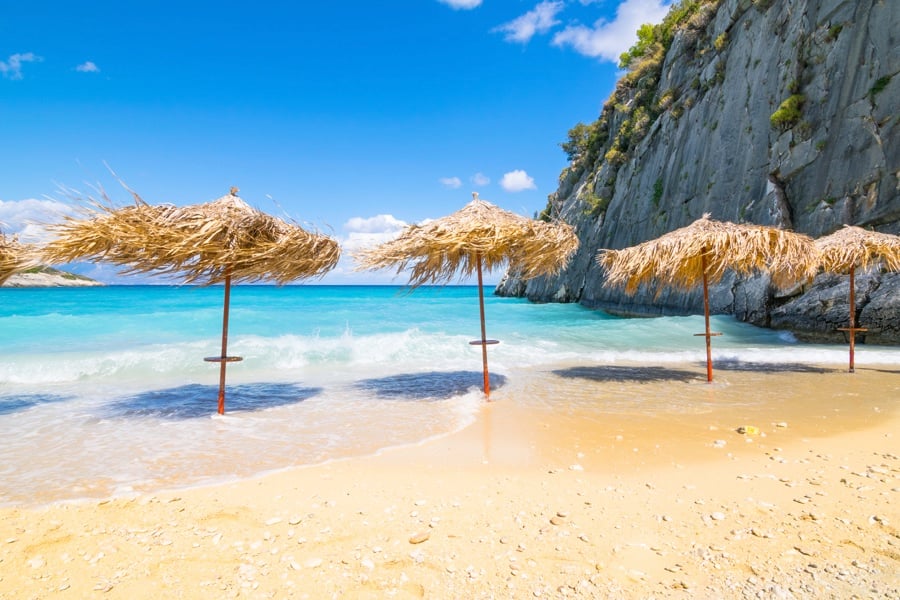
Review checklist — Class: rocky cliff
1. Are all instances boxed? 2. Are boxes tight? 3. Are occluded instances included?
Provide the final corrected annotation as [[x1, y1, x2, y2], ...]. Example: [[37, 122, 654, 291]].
[[498, 0, 900, 343]]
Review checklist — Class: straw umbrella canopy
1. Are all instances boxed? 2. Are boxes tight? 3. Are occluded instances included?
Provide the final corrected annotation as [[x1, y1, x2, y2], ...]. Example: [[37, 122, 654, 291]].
[[355, 193, 579, 398], [0, 232, 37, 285], [598, 214, 817, 382], [43, 187, 341, 413], [815, 225, 900, 372]]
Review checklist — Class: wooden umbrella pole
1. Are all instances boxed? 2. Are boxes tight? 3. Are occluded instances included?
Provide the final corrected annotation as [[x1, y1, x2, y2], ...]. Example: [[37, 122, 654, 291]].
[[692, 251, 721, 382], [701, 253, 713, 382], [848, 264, 856, 373], [467, 252, 499, 399], [476, 253, 491, 398], [836, 264, 867, 373], [204, 271, 244, 415], [216, 272, 233, 414]]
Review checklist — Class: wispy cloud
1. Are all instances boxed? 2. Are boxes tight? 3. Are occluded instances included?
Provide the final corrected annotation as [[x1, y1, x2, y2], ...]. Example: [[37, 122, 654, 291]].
[[439, 176, 463, 189], [553, 0, 673, 62], [0, 52, 41, 80], [470, 173, 490, 186], [345, 214, 407, 235], [75, 61, 100, 73], [493, 1, 565, 44], [321, 213, 409, 283], [342, 214, 408, 252], [0, 198, 75, 243], [500, 170, 536, 192], [438, 0, 482, 9]]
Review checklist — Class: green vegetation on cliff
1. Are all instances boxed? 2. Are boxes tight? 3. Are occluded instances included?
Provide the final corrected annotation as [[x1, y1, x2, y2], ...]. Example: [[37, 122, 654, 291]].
[[551, 0, 723, 220], [770, 94, 806, 129]]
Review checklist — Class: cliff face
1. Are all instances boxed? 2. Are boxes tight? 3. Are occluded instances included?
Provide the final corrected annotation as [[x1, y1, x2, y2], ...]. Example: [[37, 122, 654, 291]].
[[498, 0, 900, 342]]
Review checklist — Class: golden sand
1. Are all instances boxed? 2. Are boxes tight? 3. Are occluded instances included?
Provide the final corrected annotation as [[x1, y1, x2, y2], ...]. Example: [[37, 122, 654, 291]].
[[1, 364, 897, 598]]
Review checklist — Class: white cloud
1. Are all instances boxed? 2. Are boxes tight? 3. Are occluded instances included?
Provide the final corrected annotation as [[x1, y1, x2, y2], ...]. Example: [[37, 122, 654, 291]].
[[0, 198, 75, 243], [345, 214, 407, 235], [0, 52, 41, 80], [317, 213, 409, 283], [438, 0, 482, 9], [75, 61, 100, 73], [341, 214, 408, 253], [471, 173, 490, 186], [439, 176, 463, 189], [499, 170, 536, 192], [494, 1, 565, 43], [553, 0, 673, 62], [319, 212, 487, 284]]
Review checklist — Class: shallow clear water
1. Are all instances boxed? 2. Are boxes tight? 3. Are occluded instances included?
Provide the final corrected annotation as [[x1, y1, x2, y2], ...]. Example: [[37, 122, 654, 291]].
[[1, 285, 897, 506]]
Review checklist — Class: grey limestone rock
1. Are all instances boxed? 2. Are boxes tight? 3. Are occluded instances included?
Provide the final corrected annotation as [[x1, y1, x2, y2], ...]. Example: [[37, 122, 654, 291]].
[[498, 0, 900, 343]]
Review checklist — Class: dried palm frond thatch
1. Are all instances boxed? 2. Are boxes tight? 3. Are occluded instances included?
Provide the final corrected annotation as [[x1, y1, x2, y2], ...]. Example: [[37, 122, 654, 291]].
[[355, 194, 578, 287], [0, 232, 38, 285], [598, 214, 818, 382], [43, 189, 340, 285], [814, 225, 900, 372], [355, 193, 579, 397], [598, 214, 818, 294], [815, 225, 900, 274], [42, 187, 341, 414]]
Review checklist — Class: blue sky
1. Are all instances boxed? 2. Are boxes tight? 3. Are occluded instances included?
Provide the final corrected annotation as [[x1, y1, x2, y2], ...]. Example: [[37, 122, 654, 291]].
[[1, 0, 671, 284]]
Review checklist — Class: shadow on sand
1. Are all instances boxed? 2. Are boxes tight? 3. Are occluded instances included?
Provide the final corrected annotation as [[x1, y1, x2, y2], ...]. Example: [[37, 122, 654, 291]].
[[0, 393, 72, 416], [552, 365, 699, 383], [862, 367, 900, 375], [355, 370, 507, 400], [104, 382, 323, 419], [711, 359, 835, 373]]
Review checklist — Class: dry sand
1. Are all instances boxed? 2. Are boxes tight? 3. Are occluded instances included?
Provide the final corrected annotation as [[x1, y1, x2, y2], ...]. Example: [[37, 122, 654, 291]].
[[1, 364, 898, 599]]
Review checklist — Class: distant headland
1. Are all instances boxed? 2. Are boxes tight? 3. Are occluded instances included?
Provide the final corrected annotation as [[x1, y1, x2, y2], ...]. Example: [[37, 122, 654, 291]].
[[2, 266, 103, 287]]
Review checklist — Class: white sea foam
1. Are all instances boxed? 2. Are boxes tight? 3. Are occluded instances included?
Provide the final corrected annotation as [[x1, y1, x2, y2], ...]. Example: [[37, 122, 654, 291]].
[[2, 324, 896, 388]]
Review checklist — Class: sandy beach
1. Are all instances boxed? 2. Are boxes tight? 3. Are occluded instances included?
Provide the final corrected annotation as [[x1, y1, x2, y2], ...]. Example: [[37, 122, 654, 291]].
[[1, 363, 898, 599]]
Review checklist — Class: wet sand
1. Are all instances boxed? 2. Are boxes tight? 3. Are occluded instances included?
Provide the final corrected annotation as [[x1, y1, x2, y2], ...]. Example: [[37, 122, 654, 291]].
[[1, 363, 898, 598]]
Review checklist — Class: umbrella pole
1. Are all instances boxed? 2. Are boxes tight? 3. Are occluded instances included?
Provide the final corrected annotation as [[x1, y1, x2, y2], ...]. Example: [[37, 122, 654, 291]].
[[216, 273, 232, 414], [467, 253, 500, 399], [476, 254, 491, 398], [692, 258, 720, 380], [836, 265, 867, 373], [692, 251, 722, 382], [204, 270, 243, 414], [848, 265, 856, 373], [702, 260, 713, 382], [849, 265, 856, 373]]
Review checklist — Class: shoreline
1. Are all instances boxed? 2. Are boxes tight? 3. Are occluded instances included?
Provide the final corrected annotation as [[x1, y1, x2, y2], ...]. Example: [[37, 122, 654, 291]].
[[1, 364, 898, 598], [4, 358, 895, 509]]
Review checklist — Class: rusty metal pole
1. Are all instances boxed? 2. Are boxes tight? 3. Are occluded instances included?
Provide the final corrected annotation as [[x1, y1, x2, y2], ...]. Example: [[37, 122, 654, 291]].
[[701, 253, 713, 383], [848, 264, 856, 373], [476, 253, 491, 398]]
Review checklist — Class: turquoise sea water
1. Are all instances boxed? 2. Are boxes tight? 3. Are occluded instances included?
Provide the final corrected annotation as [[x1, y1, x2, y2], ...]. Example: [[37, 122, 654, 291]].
[[2, 284, 898, 506]]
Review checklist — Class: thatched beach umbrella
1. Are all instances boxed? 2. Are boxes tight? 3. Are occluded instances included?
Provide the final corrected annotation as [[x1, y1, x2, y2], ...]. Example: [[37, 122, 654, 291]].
[[598, 214, 817, 382], [0, 232, 37, 285], [0, 233, 38, 285], [355, 193, 578, 398], [43, 187, 341, 413], [815, 225, 900, 372]]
